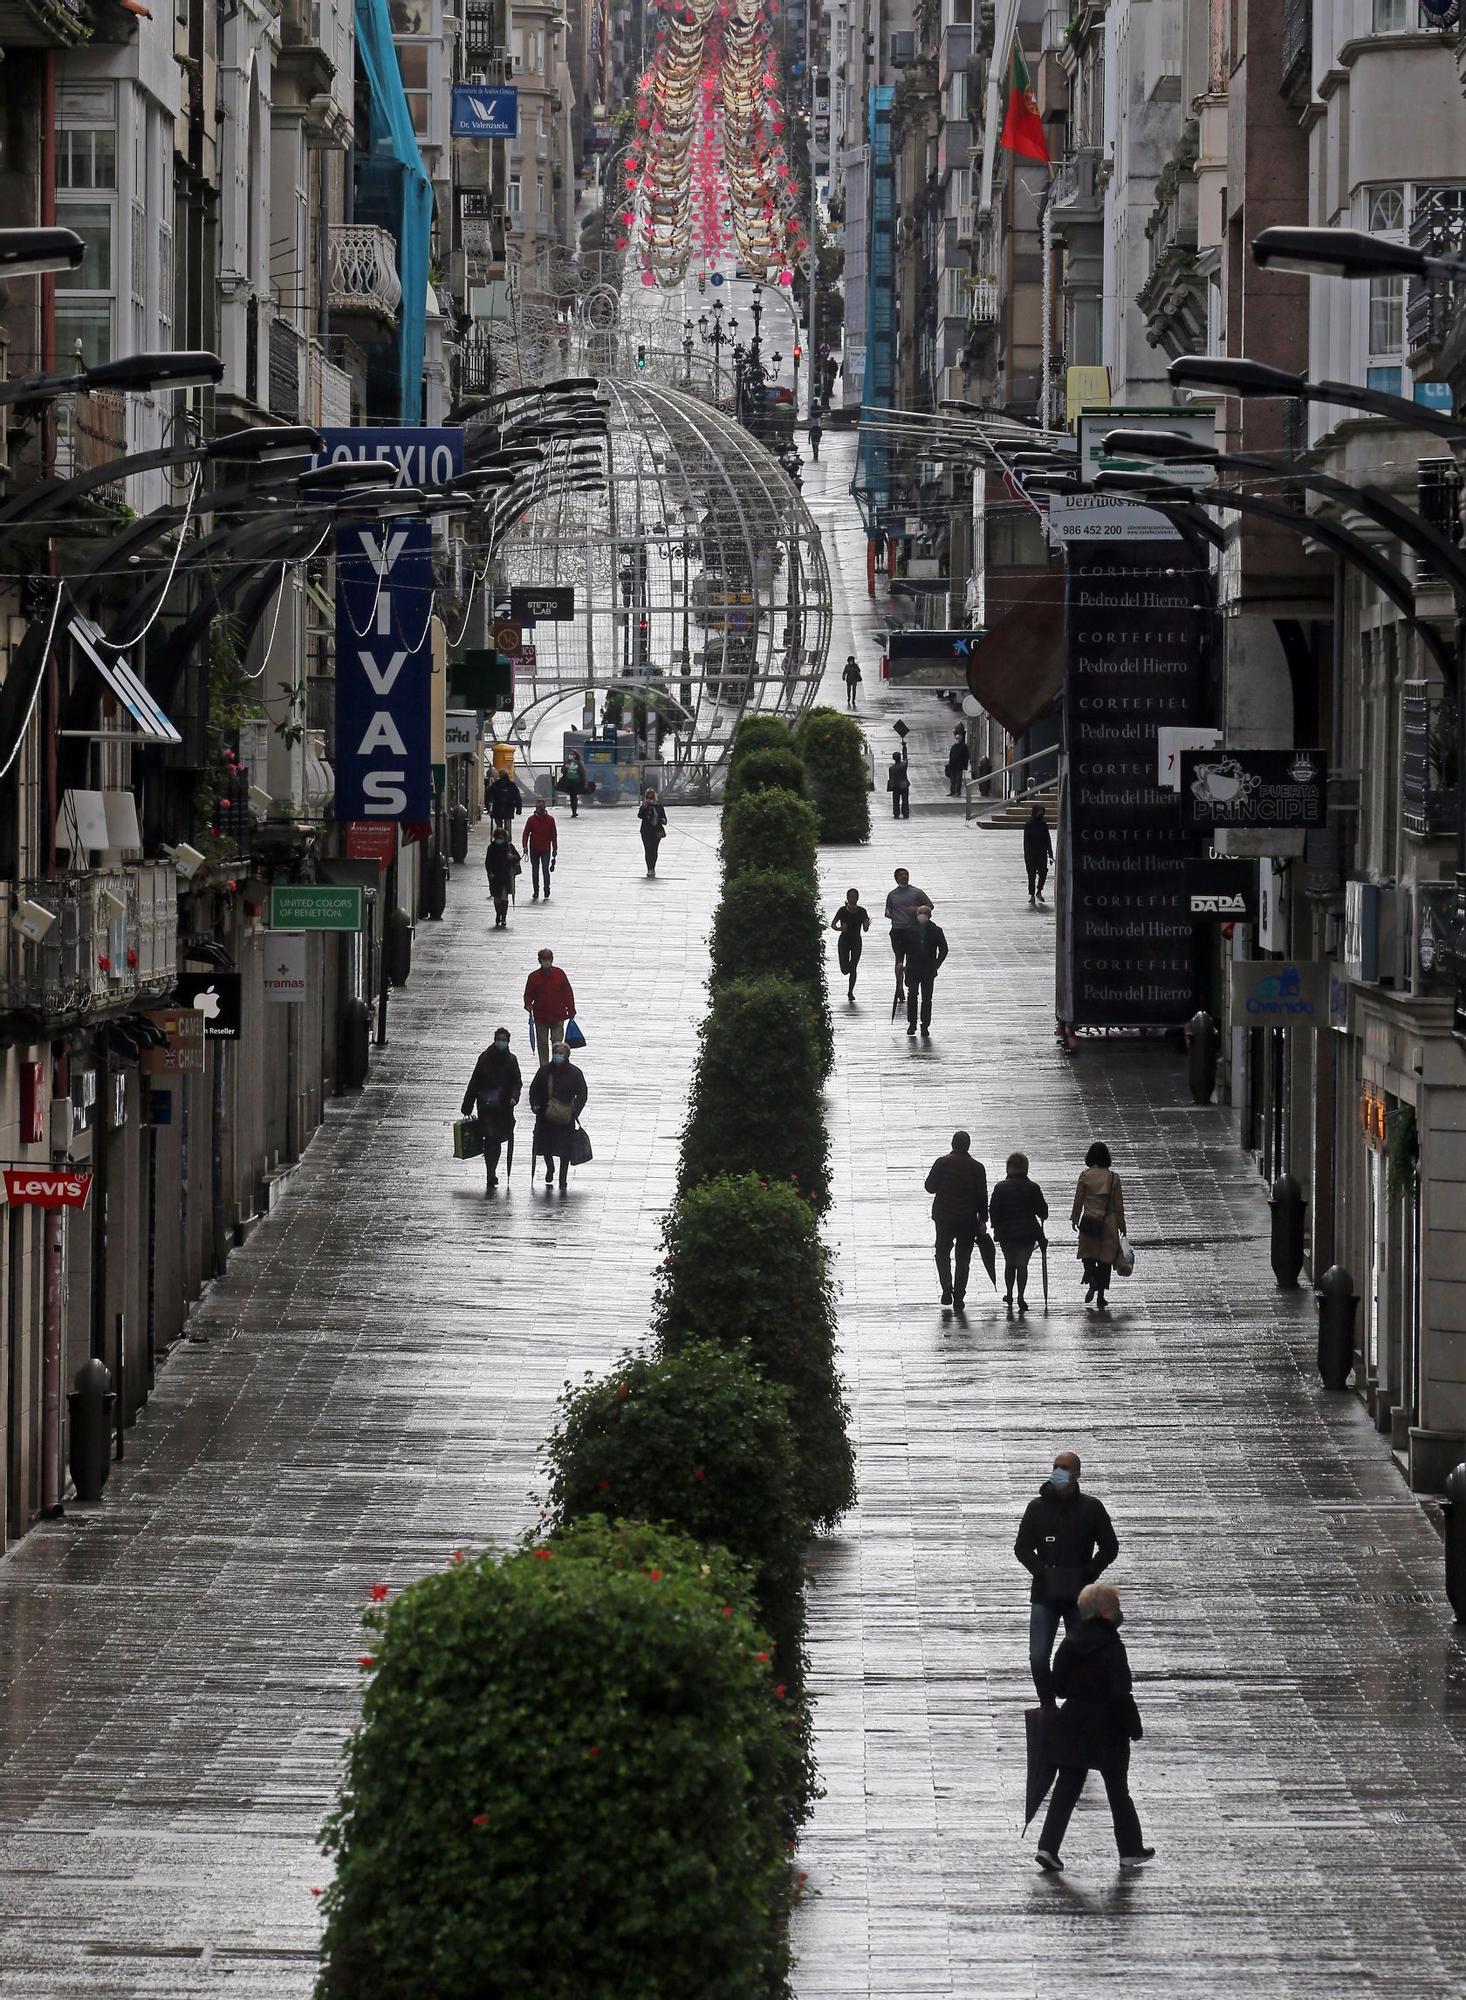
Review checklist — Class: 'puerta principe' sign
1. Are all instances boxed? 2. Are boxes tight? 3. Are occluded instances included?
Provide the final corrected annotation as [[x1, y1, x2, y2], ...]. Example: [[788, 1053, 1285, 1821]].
[[1179, 748, 1327, 831]]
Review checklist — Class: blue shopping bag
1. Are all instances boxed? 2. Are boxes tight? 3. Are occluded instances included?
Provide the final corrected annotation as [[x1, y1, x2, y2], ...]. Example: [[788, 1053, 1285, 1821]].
[[564, 1017, 586, 1050]]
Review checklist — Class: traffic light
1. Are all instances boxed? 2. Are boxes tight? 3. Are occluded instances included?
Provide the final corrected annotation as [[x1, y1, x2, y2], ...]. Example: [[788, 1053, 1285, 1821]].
[[636, 343, 647, 370], [793, 344, 802, 363]]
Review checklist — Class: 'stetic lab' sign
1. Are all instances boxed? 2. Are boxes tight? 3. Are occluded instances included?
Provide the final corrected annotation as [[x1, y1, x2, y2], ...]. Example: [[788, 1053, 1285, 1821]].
[[1179, 749, 1327, 831], [4, 1167, 93, 1210], [319, 428, 464, 821]]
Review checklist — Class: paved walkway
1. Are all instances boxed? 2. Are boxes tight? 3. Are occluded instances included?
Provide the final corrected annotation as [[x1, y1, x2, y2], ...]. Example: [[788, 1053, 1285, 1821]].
[[0, 437, 1463, 1996]]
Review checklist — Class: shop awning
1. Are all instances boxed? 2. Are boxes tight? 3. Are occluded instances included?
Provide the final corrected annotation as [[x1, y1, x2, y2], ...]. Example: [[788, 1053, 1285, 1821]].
[[961, 569, 1065, 737]]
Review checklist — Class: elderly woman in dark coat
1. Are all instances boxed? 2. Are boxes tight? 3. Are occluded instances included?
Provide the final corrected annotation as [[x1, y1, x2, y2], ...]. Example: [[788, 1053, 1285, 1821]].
[[1071, 1140, 1127, 1313], [461, 1026, 522, 1193], [1034, 1581, 1152, 1872], [527, 1041, 588, 1191], [988, 1150, 1049, 1318]]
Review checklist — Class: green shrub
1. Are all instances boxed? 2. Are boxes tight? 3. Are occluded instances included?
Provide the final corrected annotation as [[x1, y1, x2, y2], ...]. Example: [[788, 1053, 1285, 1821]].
[[710, 868, 832, 1078], [543, 1341, 815, 1723], [679, 977, 830, 1209], [729, 715, 795, 771], [724, 746, 808, 805], [722, 787, 821, 883], [317, 1518, 796, 2000], [657, 1175, 855, 1527], [795, 708, 871, 844]]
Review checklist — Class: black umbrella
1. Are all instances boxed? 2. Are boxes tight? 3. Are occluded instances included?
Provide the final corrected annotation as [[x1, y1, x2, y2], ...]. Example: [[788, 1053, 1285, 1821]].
[[976, 1229, 997, 1290], [1023, 1706, 1059, 1833], [1039, 1234, 1049, 1312]]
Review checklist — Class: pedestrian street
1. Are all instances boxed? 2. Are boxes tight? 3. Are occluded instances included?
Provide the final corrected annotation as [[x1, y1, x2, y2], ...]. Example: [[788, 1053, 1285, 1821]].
[[0, 661, 1465, 1994]]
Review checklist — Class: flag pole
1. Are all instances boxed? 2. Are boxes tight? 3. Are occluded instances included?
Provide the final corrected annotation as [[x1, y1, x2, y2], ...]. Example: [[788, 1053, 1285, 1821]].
[[978, 0, 1021, 214]]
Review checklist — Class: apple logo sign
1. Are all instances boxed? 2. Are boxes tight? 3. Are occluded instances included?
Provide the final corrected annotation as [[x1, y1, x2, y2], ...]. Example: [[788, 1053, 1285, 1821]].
[[192, 985, 222, 1022]]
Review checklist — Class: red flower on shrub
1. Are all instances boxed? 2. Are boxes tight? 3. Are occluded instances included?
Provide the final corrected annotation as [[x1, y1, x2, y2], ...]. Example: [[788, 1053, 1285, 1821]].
[[532, 1547, 554, 1561], [369, 1583, 389, 1602], [693, 1467, 705, 1483], [773, 1683, 788, 1700], [357, 1655, 376, 1669], [721, 1605, 733, 1617], [598, 1478, 610, 1490], [649, 1569, 662, 1581], [310, 1887, 322, 1897], [586, 1745, 601, 1758], [471, 1814, 489, 1826], [617, 1384, 629, 1398], [450, 1549, 465, 1564], [757, 1651, 769, 1663]]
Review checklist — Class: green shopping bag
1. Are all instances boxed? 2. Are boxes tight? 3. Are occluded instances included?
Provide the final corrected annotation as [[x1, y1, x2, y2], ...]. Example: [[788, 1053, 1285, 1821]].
[[453, 1117, 484, 1160]]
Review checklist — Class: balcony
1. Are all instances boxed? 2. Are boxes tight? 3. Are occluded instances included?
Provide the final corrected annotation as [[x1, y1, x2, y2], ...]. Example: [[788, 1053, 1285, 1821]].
[[0, 0, 89, 47], [268, 314, 306, 422], [1414, 456, 1463, 590], [1049, 146, 1103, 223], [278, 0, 336, 95], [968, 276, 1000, 324], [53, 391, 128, 512], [1280, 0, 1311, 107], [1402, 684, 1458, 839], [327, 224, 403, 341], [0, 865, 176, 1024], [1406, 188, 1466, 373]]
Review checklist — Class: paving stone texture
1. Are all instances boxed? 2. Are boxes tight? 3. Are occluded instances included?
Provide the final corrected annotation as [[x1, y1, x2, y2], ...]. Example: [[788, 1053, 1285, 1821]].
[[0, 435, 1463, 1996]]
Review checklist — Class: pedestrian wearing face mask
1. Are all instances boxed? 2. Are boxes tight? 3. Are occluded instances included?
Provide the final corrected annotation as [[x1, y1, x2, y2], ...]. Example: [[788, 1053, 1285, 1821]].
[[528, 1041, 589, 1192], [461, 1026, 522, 1193], [903, 903, 948, 1038], [638, 788, 668, 877], [484, 826, 521, 929], [1034, 1581, 1153, 1873], [1014, 1451, 1119, 1708], [523, 949, 576, 1069]]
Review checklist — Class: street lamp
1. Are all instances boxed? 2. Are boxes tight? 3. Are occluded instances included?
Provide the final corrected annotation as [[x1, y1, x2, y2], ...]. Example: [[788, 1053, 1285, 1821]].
[[0, 347, 225, 410], [1251, 225, 1466, 283], [1168, 352, 1466, 443], [0, 227, 85, 280]]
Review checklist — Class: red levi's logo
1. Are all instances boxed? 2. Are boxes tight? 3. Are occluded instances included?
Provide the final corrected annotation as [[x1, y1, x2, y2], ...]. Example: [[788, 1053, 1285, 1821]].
[[4, 1168, 94, 1211]]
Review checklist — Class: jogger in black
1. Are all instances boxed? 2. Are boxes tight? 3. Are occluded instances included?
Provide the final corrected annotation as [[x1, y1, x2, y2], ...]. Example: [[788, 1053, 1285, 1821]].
[[830, 889, 870, 998]]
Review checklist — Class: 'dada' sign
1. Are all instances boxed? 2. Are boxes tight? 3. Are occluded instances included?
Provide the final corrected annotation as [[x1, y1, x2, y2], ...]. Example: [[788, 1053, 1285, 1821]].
[[320, 428, 464, 821]]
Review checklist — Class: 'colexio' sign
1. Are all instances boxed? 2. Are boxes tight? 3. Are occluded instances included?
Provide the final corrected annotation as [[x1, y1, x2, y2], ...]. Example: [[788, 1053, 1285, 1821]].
[[4, 1168, 93, 1211]]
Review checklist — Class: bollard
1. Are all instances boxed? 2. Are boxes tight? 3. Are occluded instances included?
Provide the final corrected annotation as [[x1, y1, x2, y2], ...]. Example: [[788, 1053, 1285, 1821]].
[[67, 1358, 115, 1502], [425, 853, 448, 921], [449, 808, 469, 864], [339, 997, 371, 1090], [384, 907, 413, 987], [1186, 1009, 1218, 1104], [1444, 1464, 1466, 1621], [1268, 1173, 1307, 1288], [1314, 1265, 1358, 1390]]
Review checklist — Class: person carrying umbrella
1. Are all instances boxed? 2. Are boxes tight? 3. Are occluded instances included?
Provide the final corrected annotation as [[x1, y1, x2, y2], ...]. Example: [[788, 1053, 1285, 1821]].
[[528, 1040, 589, 1193], [987, 1151, 1049, 1319], [903, 905, 948, 1039], [883, 868, 930, 1006], [1032, 1582, 1153, 1872], [886, 750, 911, 819], [922, 1130, 988, 1319], [1013, 1451, 1119, 1708], [484, 825, 521, 930], [461, 1025, 522, 1194], [523, 948, 576, 1069]]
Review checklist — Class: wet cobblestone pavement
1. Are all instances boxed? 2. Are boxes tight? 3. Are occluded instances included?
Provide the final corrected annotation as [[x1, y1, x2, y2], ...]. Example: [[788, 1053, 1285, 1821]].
[[1, 443, 1465, 1995]]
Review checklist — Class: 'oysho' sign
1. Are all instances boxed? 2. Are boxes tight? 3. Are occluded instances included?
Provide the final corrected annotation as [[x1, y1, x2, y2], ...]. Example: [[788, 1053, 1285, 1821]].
[[4, 1168, 93, 1210]]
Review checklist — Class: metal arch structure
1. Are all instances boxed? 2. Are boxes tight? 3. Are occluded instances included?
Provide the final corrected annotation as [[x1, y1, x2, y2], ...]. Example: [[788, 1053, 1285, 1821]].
[[487, 376, 830, 799]]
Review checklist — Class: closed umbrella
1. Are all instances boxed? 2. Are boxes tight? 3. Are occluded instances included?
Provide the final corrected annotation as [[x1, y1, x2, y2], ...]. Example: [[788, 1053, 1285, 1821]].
[[976, 1228, 997, 1290], [1023, 1706, 1059, 1833], [1039, 1233, 1049, 1312]]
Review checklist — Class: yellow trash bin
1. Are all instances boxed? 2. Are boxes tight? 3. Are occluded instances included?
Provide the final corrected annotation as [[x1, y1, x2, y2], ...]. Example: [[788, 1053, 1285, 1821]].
[[491, 743, 516, 777]]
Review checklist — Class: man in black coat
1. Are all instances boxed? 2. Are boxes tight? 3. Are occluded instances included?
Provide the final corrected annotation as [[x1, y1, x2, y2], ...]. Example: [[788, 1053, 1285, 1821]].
[[461, 1027, 522, 1193], [1035, 1581, 1152, 1871], [923, 1130, 987, 1315], [1023, 802, 1054, 905], [904, 905, 948, 1036], [1014, 1451, 1120, 1706], [486, 769, 523, 834]]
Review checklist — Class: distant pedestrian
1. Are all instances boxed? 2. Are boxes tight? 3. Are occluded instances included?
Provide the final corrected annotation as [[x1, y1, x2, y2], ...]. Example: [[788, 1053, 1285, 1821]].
[[638, 787, 668, 876], [523, 947, 576, 1069], [1024, 803, 1054, 905], [809, 417, 823, 461], [528, 1041, 589, 1192], [975, 752, 993, 798], [923, 1129, 988, 1316], [1072, 1141, 1126, 1314], [883, 867, 930, 1001], [484, 826, 521, 929], [886, 750, 911, 819], [523, 798, 558, 901], [1013, 1451, 1119, 1708], [461, 1025, 522, 1193], [945, 725, 970, 798], [562, 751, 588, 818], [830, 887, 870, 999], [903, 904, 948, 1037], [486, 768, 522, 834], [988, 1151, 1049, 1318], [842, 654, 862, 708], [1034, 1582, 1152, 1873]]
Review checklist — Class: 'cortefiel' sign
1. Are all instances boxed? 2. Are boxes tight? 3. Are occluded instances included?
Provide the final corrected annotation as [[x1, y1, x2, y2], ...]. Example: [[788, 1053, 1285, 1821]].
[[4, 1168, 93, 1210]]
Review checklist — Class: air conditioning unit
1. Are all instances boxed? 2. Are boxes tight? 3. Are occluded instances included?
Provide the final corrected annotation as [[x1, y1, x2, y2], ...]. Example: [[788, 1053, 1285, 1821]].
[[890, 30, 915, 64]]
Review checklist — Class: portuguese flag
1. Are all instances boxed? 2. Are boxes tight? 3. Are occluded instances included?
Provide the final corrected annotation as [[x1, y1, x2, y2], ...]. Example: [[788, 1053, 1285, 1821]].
[[1000, 42, 1049, 164]]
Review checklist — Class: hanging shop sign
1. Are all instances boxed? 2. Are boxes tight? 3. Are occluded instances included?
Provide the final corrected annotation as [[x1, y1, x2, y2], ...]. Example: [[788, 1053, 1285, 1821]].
[[345, 821, 399, 866], [444, 711, 478, 755], [268, 885, 364, 932], [140, 1009, 207, 1075], [450, 83, 520, 139], [264, 932, 308, 1004], [3, 1167, 93, 1210], [318, 428, 464, 822], [1179, 749, 1327, 831], [1183, 858, 1258, 921], [174, 972, 242, 1040], [1229, 959, 1329, 1027], [1060, 540, 1212, 1028], [509, 586, 575, 624], [885, 629, 987, 687], [1359, 1083, 1389, 1149]]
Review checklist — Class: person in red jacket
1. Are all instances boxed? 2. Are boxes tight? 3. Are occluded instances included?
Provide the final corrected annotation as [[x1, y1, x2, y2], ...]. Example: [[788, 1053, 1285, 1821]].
[[522, 799, 559, 901], [523, 947, 576, 1068]]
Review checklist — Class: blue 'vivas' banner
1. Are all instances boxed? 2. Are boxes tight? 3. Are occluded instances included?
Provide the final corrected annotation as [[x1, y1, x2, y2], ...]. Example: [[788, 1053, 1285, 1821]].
[[320, 428, 463, 821]]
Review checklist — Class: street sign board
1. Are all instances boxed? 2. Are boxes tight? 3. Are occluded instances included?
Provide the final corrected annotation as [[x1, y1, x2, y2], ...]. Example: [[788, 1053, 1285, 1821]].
[[1179, 749, 1327, 831], [1183, 858, 1258, 921], [450, 83, 520, 139], [510, 586, 575, 624], [140, 1009, 207, 1075], [173, 972, 242, 1040], [264, 932, 308, 1004], [445, 710, 478, 755], [268, 885, 365, 932], [3, 1167, 92, 1210], [494, 621, 523, 656], [885, 629, 985, 687], [1230, 959, 1329, 1027], [1076, 404, 1217, 488]]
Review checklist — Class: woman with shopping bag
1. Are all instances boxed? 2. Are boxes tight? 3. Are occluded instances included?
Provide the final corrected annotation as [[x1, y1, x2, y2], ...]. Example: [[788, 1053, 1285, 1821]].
[[637, 788, 668, 877], [527, 1042, 589, 1193], [1071, 1141, 1128, 1315], [460, 1026, 522, 1195]]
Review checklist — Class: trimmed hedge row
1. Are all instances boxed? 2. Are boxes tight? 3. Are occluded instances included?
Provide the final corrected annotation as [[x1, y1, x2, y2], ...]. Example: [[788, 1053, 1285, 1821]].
[[721, 788, 821, 881], [709, 870, 834, 1079], [795, 708, 871, 845]]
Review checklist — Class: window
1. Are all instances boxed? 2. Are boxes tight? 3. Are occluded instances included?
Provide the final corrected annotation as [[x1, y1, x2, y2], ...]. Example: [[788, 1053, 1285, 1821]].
[[506, 174, 521, 213], [1372, 0, 1410, 26], [536, 174, 547, 217], [55, 87, 116, 367], [395, 42, 431, 138], [1368, 186, 1405, 233]]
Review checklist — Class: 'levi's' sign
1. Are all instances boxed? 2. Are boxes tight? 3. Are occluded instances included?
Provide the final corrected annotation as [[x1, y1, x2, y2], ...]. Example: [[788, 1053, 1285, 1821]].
[[4, 1168, 93, 1210]]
